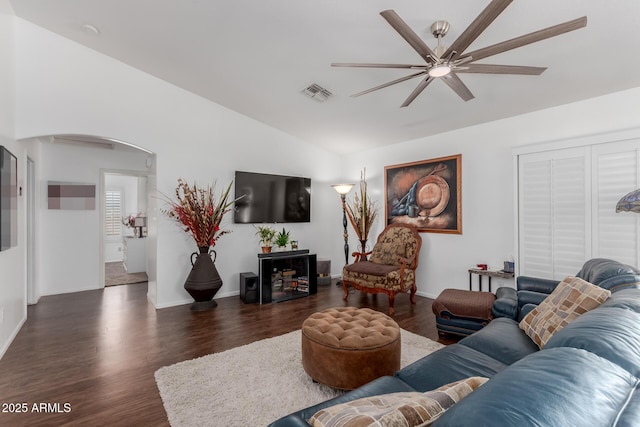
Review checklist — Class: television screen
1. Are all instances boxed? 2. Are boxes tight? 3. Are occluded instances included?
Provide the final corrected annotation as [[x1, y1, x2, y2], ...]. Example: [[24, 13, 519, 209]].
[[234, 171, 311, 223]]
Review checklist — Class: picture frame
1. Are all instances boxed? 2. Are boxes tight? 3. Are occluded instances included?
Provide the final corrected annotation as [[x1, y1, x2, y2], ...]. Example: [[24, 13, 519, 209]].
[[47, 181, 96, 210], [0, 146, 18, 251], [385, 154, 462, 234]]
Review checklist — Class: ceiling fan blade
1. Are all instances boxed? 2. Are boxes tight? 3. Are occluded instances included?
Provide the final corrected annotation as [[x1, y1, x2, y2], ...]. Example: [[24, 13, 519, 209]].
[[332, 63, 427, 69], [459, 16, 587, 63], [380, 10, 437, 64], [442, 0, 513, 61], [401, 77, 435, 107], [351, 71, 427, 97], [441, 73, 475, 101], [455, 64, 546, 75]]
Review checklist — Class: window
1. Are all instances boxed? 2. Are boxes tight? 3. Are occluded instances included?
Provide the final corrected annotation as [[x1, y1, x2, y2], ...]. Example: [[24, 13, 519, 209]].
[[518, 148, 589, 279], [517, 134, 640, 280], [105, 189, 122, 236]]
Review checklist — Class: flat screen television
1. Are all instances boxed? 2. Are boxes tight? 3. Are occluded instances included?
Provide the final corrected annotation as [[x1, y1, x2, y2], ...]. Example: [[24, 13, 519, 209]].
[[234, 171, 311, 223]]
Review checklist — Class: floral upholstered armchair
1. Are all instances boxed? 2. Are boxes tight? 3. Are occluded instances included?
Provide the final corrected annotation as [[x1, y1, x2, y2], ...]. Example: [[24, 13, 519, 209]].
[[342, 223, 422, 315]]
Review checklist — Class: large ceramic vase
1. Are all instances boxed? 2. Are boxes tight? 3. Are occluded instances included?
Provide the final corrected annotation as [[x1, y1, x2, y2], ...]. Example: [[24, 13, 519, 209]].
[[184, 246, 223, 311]]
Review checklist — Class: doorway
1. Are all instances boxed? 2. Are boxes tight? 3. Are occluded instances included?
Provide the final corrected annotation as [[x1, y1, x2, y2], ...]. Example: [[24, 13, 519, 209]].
[[26, 157, 36, 304], [101, 171, 149, 287]]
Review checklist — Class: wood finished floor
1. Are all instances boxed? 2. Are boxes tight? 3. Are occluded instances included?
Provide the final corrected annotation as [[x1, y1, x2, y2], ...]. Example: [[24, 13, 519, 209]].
[[0, 281, 452, 426]]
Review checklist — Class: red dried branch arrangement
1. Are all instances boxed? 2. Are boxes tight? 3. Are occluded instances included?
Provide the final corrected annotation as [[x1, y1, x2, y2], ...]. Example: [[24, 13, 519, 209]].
[[161, 178, 239, 248]]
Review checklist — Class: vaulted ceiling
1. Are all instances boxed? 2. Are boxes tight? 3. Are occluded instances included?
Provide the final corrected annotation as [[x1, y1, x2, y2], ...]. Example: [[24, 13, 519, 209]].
[[10, 0, 640, 154]]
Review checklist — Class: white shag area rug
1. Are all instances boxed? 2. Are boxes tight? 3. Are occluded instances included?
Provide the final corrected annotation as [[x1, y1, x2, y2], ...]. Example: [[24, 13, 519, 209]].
[[155, 329, 444, 427]]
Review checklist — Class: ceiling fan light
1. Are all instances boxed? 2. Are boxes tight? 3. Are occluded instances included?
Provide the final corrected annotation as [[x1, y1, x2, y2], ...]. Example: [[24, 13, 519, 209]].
[[428, 64, 452, 77]]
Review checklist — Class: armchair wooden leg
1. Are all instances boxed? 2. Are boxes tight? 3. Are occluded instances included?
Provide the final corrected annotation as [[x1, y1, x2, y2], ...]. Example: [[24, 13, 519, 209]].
[[342, 280, 349, 301], [410, 284, 417, 305], [388, 293, 395, 315]]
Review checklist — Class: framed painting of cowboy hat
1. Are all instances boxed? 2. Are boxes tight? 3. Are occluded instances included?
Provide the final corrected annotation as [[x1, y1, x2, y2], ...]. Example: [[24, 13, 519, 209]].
[[384, 154, 461, 234]]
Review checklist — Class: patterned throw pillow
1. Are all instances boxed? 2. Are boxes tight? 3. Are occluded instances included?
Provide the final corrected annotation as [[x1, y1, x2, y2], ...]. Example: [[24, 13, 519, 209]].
[[519, 276, 611, 348], [308, 377, 488, 427]]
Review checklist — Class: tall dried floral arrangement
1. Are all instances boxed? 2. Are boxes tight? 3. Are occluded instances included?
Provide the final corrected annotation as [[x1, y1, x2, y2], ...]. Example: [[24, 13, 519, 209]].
[[345, 168, 377, 244], [161, 178, 239, 248]]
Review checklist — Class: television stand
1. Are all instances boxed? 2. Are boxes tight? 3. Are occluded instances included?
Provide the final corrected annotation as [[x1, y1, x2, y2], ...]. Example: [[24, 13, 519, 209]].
[[258, 250, 317, 303]]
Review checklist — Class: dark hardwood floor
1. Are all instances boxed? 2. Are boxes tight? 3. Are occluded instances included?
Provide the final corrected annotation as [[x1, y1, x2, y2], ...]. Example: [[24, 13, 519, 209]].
[[0, 281, 451, 426]]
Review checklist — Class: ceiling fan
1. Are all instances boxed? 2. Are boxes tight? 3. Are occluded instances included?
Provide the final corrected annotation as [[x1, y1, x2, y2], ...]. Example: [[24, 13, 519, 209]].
[[332, 0, 587, 106]]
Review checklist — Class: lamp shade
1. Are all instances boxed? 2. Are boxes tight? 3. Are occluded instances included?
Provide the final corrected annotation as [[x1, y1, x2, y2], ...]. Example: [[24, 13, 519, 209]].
[[616, 189, 640, 213], [331, 184, 354, 195]]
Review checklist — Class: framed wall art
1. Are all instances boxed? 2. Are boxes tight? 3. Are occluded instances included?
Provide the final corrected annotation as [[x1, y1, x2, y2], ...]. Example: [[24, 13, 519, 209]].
[[385, 154, 462, 234], [48, 181, 96, 210], [0, 146, 18, 251]]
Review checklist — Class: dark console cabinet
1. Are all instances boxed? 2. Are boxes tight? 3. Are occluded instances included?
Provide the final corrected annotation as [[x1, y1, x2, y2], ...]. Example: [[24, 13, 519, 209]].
[[258, 250, 317, 303]]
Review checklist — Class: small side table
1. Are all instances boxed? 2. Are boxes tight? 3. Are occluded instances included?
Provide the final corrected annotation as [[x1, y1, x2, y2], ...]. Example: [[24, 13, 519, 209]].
[[468, 268, 514, 292]]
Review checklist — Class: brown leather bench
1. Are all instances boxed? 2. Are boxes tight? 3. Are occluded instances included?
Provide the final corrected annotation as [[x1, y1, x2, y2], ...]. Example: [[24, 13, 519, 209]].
[[301, 307, 401, 390]]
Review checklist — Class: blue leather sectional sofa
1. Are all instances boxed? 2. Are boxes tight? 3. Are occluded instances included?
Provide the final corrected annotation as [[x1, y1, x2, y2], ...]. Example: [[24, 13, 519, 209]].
[[269, 259, 640, 426]]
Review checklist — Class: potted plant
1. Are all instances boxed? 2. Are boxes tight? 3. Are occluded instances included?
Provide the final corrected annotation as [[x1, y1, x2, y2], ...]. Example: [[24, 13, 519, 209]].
[[255, 225, 277, 253], [274, 227, 291, 250]]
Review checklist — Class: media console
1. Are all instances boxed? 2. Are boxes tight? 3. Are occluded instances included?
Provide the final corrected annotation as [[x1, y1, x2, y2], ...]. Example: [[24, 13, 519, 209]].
[[258, 250, 317, 303]]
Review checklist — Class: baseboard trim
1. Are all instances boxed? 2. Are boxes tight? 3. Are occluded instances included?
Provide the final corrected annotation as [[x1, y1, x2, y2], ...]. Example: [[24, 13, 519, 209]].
[[40, 285, 99, 297], [154, 298, 193, 309], [0, 315, 26, 361], [416, 290, 439, 300], [153, 290, 241, 310]]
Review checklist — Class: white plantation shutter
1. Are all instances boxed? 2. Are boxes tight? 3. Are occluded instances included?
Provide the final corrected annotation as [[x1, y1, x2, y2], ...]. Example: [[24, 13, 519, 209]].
[[519, 158, 552, 277], [105, 190, 122, 236], [551, 155, 589, 278], [518, 137, 640, 280], [518, 148, 588, 280], [592, 142, 640, 266]]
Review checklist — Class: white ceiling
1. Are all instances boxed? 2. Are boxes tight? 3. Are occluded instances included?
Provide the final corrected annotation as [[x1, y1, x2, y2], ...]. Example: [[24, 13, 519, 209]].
[[10, 0, 640, 154]]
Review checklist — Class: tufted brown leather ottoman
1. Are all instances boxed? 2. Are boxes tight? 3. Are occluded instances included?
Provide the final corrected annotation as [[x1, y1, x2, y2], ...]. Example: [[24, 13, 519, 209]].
[[301, 307, 401, 390]]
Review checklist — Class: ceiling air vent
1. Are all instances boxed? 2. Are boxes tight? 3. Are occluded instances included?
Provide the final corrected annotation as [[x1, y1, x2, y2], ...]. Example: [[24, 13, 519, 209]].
[[301, 83, 333, 102]]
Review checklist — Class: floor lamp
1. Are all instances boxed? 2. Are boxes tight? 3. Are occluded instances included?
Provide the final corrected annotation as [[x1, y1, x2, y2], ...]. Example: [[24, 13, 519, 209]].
[[616, 188, 640, 213], [332, 183, 354, 286]]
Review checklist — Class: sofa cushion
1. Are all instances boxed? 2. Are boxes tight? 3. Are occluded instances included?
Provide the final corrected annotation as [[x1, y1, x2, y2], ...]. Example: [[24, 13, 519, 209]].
[[516, 289, 549, 309], [600, 287, 640, 312], [576, 258, 640, 292], [576, 258, 640, 284], [396, 344, 506, 392], [459, 317, 539, 366], [492, 287, 518, 319], [519, 276, 610, 348], [545, 305, 640, 378], [432, 348, 640, 427], [343, 261, 397, 277], [308, 377, 488, 427]]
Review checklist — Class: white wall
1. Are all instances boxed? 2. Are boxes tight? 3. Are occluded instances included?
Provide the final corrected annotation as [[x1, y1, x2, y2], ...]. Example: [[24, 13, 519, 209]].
[[14, 19, 345, 309], [9, 12, 640, 318], [345, 87, 640, 299], [37, 143, 149, 295], [0, 1, 25, 359]]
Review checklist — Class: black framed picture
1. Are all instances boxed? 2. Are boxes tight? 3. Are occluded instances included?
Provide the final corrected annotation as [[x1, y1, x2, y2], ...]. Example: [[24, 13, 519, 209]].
[[0, 146, 18, 251]]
